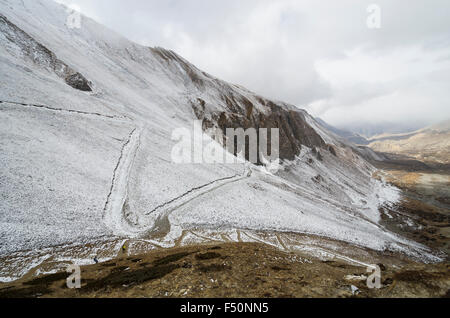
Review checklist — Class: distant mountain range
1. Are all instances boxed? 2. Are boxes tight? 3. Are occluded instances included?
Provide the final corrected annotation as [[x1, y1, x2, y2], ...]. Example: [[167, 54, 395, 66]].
[[339, 122, 425, 139], [316, 117, 450, 164], [368, 120, 450, 164], [314, 118, 370, 145]]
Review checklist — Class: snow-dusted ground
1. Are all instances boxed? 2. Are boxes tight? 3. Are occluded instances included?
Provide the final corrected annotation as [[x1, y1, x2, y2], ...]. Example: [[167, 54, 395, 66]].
[[0, 0, 441, 281]]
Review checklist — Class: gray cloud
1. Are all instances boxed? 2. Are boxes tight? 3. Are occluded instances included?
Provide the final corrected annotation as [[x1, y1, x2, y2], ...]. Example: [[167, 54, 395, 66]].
[[56, 0, 450, 130]]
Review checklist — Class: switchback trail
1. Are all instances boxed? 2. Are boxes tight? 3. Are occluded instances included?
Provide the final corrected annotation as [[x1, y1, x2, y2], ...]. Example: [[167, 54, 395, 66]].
[[142, 165, 253, 239], [146, 166, 252, 216], [102, 128, 141, 236]]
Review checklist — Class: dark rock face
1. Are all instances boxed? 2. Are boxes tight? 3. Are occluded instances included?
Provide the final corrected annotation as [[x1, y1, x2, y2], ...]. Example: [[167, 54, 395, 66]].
[[328, 145, 337, 157], [192, 94, 326, 162], [151, 48, 207, 89], [0, 14, 91, 92], [65, 73, 92, 92]]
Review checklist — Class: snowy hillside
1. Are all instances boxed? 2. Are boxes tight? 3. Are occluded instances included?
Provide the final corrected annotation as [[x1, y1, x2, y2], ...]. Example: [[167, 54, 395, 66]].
[[0, 0, 439, 281]]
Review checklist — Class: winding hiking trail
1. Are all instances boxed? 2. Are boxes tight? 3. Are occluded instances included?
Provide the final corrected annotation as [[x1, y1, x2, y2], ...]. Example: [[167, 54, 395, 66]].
[[1, 98, 276, 247], [102, 128, 141, 236], [4, 99, 356, 256], [99, 120, 253, 240], [143, 166, 253, 239], [146, 166, 252, 217], [2, 96, 256, 241], [1, 98, 428, 262]]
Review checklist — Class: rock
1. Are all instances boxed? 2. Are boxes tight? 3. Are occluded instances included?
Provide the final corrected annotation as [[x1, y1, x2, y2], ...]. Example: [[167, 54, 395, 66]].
[[202, 99, 326, 163], [65, 73, 92, 91], [328, 145, 337, 157], [317, 151, 323, 161], [312, 175, 324, 183]]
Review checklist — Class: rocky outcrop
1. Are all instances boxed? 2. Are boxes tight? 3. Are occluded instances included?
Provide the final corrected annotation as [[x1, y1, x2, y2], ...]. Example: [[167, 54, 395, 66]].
[[65, 73, 92, 92], [191, 94, 325, 162], [0, 14, 91, 92]]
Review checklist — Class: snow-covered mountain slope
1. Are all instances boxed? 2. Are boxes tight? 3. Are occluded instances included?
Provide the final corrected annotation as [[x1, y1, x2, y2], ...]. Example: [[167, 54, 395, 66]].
[[0, 0, 439, 280]]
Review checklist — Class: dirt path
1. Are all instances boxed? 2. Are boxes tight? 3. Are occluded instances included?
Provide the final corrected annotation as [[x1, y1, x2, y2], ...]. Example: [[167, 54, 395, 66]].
[[102, 128, 141, 236], [146, 167, 251, 217], [117, 240, 131, 258], [141, 166, 253, 239]]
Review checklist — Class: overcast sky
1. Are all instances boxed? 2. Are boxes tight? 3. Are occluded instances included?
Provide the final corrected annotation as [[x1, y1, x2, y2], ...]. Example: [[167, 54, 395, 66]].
[[56, 0, 450, 133]]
